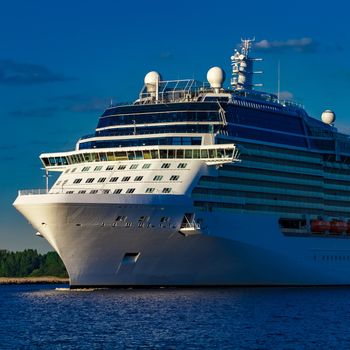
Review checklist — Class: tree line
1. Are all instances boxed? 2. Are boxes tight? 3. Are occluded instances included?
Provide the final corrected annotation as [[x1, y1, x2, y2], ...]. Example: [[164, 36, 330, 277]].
[[0, 250, 68, 277]]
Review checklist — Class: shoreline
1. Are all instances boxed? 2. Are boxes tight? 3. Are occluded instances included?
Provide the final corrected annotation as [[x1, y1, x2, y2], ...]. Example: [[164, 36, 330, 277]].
[[0, 276, 69, 285]]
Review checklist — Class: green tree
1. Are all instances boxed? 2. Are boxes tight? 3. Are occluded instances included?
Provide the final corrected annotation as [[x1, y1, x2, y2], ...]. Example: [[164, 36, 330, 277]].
[[0, 250, 68, 277]]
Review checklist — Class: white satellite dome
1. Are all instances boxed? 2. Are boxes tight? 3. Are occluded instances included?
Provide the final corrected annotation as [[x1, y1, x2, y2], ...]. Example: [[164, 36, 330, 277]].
[[321, 110, 336, 124], [207, 67, 225, 90], [144, 71, 162, 93]]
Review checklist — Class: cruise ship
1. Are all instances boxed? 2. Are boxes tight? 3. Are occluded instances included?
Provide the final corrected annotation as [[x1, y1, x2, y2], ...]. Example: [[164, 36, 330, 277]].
[[14, 39, 350, 287]]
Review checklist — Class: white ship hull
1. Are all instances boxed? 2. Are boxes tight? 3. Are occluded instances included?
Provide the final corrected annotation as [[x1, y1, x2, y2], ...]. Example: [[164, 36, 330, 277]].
[[14, 193, 350, 287]]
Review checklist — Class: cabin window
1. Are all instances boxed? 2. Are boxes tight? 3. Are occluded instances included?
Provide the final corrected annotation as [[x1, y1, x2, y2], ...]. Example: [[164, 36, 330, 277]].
[[86, 178, 94, 183], [109, 177, 119, 182], [98, 177, 106, 183]]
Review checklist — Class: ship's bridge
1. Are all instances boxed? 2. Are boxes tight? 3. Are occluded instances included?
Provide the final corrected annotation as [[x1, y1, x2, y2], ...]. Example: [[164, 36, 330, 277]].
[[40, 144, 239, 171]]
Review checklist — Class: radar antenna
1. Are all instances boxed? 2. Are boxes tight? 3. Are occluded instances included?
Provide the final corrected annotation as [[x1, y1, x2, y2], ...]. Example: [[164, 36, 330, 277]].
[[230, 38, 262, 91]]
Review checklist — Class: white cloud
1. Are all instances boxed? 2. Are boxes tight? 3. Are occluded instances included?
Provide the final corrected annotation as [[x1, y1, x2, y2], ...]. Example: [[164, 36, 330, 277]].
[[254, 38, 317, 53]]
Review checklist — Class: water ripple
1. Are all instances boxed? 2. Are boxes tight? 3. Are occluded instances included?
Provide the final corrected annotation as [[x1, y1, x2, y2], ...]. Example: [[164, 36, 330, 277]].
[[2, 285, 350, 349]]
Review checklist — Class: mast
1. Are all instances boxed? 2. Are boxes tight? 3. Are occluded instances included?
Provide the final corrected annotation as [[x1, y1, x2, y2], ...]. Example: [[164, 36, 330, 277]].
[[230, 38, 262, 91]]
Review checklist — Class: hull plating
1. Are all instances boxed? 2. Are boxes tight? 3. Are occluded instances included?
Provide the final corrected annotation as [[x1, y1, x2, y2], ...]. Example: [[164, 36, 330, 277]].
[[13, 195, 350, 287]]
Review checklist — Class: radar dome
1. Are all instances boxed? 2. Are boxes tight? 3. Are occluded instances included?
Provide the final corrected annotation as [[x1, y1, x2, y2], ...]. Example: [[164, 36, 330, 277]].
[[144, 71, 162, 93], [207, 67, 225, 90], [321, 110, 336, 124]]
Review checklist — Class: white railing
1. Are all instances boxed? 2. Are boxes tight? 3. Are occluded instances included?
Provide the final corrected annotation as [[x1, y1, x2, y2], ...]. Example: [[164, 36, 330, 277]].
[[18, 189, 48, 196], [180, 222, 201, 230]]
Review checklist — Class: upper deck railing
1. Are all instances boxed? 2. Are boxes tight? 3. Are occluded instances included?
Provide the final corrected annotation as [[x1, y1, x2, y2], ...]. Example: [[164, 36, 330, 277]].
[[138, 79, 210, 104]]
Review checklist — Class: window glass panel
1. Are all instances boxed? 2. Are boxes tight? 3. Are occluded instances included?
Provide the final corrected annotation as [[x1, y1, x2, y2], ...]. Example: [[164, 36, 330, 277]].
[[107, 152, 115, 161], [115, 151, 127, 160], [143, 150, 151, 159], [127, 151, 135, 160], [200, 149, 208, 158], [160, 150, 167, 159], [151, 150, 159, 159], [99, 153, 107, 161]]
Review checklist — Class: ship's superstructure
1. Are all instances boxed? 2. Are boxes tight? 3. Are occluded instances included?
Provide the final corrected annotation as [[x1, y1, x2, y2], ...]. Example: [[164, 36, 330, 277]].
[[14, 39, 350, 287]]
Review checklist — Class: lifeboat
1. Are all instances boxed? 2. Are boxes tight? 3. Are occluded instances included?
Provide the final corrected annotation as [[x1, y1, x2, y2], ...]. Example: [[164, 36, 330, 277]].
[[311, 220, 330, 233], [330, 220, 347, 234]]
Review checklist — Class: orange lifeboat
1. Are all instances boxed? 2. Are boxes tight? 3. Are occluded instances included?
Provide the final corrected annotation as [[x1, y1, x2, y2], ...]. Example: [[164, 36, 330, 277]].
[[330, 220, 347, 234], [311, 220, 330, 233]]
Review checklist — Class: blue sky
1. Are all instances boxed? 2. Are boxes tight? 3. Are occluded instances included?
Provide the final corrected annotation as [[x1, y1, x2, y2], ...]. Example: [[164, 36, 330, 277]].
[[1, 0, 350, 252]]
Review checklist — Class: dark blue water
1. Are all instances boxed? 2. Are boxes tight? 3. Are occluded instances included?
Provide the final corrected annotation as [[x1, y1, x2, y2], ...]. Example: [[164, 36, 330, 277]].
[[1, 285, 350, 349]]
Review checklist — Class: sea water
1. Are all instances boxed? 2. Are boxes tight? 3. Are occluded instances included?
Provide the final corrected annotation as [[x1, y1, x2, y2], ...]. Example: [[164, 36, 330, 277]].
[[1, 284, 350, 349]]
